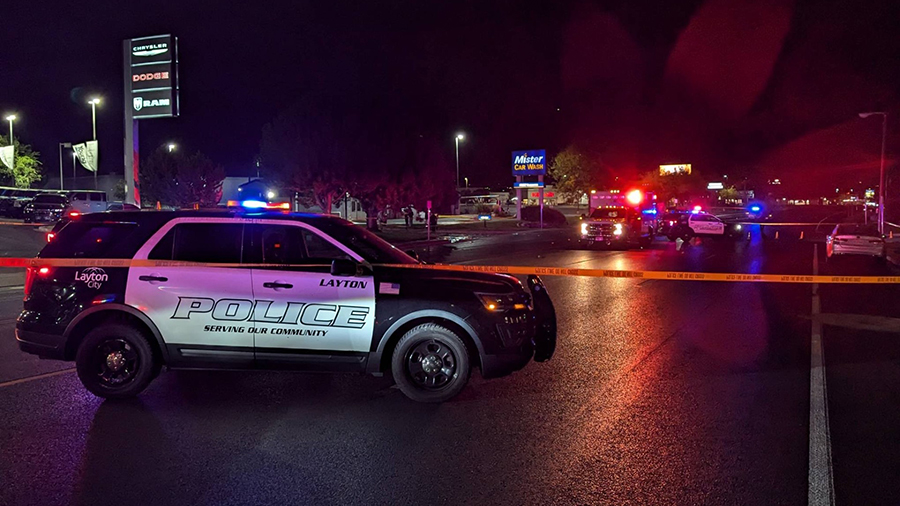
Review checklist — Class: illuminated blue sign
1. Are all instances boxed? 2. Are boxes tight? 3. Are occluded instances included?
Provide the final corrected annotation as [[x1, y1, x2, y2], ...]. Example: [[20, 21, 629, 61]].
[[512, 150, 546, 176]]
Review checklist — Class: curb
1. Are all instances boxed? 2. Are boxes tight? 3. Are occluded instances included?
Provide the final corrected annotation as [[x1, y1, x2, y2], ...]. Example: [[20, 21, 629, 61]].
[[395, 238, 452, 249]]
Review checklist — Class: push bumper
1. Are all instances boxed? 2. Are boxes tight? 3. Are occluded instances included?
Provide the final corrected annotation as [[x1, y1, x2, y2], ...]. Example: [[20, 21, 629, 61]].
[[477, 275, 557, 378], [527, 275, 556, 362]]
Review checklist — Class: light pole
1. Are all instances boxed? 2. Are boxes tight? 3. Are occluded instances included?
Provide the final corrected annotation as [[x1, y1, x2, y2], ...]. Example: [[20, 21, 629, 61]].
[[58, 142, 71, 190], [88, 98, 101, 190], [5, 115, 16, 173], [455, 133, 464, 188], [859, 111, 887, 234], [88, 98, 100, 140], [464, 177, 469, 188]]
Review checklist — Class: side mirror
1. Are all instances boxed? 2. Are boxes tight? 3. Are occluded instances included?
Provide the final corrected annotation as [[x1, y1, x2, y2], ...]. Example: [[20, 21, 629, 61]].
[[405, 250, 420, 261], [330, 258, 358, 277]]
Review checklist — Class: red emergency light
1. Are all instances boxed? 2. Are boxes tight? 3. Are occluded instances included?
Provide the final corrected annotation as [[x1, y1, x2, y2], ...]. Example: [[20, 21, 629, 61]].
[[626, 190, 643, 205]]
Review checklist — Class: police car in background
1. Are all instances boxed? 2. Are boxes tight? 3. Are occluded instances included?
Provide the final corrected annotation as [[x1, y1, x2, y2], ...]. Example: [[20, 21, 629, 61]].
[[667, 211, 743, 241], [17, 210, 556, 403]]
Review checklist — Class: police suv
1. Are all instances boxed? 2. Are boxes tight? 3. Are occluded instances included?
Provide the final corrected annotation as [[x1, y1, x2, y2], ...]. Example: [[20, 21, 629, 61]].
[[17, 211, 556, 403], [668, 212, 742, 241]]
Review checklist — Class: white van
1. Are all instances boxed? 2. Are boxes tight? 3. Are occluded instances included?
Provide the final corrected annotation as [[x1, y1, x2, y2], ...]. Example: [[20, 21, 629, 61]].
[[67, 190, 107, 214]]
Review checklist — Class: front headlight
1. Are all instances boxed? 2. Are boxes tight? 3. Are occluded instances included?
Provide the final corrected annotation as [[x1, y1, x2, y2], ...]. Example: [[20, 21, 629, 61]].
[[580, 222, 588, 235], [735, 224, 742, 230], [613, 223, 623, 236], [476, 293, 528, 312]]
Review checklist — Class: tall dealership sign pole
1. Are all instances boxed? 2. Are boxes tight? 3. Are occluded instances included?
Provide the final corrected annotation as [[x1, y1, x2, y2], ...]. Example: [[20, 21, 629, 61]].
[[124, 34, 179, 207]]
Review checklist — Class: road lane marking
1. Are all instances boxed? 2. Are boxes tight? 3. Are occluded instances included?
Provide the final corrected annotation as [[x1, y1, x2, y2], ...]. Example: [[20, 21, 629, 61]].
[[0, 368, 75, 389], [808, 244, 835, 506]]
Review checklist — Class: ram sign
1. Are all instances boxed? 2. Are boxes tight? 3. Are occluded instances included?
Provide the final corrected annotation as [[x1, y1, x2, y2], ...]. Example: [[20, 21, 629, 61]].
[[126, 34, 179, 119], [512, 150, 546, 176]]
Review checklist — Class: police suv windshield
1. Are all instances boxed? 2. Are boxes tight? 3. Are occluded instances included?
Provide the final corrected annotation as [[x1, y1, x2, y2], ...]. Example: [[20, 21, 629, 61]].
[[314, 219, 418, 264]]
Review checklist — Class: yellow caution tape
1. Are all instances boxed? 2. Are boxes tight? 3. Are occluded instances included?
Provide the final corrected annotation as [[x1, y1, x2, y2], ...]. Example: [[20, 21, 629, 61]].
[[3, 257, 897, 284]]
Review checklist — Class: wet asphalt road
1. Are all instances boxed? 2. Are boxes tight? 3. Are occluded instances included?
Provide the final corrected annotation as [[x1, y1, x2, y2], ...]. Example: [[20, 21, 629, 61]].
[[1, 227, 899, 505]]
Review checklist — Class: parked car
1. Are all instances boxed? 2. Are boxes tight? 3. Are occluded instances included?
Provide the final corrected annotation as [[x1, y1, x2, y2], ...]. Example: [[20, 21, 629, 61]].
[[23, 193, 70, 223], [7, 189, 41, 218], [106, 201, 141, 211], [826, 223, 885, 260], [67, 190, 108, 214]]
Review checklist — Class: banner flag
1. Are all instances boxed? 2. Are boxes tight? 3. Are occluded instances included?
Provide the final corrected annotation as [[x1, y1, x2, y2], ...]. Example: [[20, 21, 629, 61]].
[[73, 141, 99, 172], [0, 145, 13, 171]]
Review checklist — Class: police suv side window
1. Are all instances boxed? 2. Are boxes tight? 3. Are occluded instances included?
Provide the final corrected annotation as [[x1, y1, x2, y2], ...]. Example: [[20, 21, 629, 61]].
[[149, 223, 244, 263], [302, 229, 353, 263], [252, 225, 306, 265], [245, 225, 350, 266]]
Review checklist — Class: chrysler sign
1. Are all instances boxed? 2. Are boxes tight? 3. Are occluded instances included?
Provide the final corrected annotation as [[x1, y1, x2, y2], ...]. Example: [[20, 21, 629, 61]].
[[125, 34, 179, 118]]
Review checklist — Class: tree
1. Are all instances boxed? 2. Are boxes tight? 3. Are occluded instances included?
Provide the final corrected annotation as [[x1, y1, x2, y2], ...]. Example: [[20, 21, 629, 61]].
[[141, 147, 224, 208], [259, 94, 357, 214], [261, 94, 456, 230], [639, 169, 705, 207], [718, 186, 740, 202], [0, 136, 43, 188], [548, 146, 604, 206], [112, 179, 127, 201]]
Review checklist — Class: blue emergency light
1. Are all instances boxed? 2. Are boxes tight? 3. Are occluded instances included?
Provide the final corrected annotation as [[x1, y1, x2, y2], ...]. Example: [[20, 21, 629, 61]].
[[241, 200, 268, 209]]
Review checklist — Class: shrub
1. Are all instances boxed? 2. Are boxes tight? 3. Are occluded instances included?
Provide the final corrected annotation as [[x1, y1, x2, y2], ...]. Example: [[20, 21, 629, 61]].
[[520, 206, 567, 226]]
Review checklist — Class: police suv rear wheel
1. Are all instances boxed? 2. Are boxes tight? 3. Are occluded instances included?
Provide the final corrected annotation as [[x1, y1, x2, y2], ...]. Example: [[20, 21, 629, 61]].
[[75, 323, 158, 399], [392, 323, 470, 403]]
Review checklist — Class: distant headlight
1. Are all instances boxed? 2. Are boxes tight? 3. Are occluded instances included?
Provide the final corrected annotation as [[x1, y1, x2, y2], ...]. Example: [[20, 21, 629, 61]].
[[735, 224, 742, 230], [580, 222, 588, 235]]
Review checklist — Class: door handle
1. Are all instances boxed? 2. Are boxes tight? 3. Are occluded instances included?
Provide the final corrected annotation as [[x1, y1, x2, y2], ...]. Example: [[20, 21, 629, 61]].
[[263, 282, 293, 289], [139, 275, 168, 282]]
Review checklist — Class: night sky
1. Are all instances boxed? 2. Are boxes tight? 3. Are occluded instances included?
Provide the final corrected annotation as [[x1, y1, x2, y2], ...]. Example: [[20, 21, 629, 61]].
[[2, 0, 899, 197]]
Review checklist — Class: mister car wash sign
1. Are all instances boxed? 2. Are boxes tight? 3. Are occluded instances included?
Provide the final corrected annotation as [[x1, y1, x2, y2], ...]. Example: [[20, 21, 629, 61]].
[[512, 150, 546, 176]]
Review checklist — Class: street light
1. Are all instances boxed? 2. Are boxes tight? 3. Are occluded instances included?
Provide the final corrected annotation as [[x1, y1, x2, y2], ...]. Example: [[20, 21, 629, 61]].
[[5, 114, 16, 144], [5, 115, 16, 172], [455, 133, 465, 188], [167, 143, 176, 152], [859, 111, 887, 234], [88, 98, 100, 140]]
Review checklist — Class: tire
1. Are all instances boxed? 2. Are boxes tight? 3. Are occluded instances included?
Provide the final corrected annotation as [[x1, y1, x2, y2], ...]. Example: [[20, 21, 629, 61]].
[[674, 226, 693, 241], [75, 322, 159, 399], [391, 323, 471, 403]]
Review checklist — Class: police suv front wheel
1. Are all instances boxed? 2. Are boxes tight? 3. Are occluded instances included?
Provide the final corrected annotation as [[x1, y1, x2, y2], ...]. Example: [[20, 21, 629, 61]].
[[75, 323, 159, 399], [391, 323, 471, 403]]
